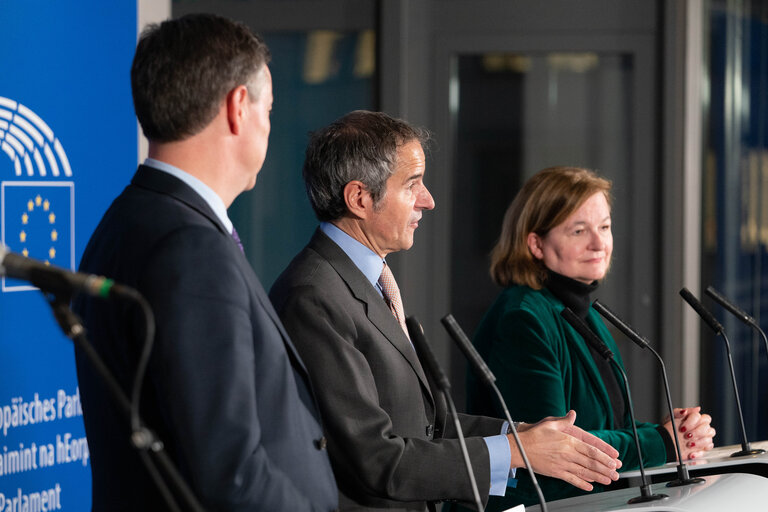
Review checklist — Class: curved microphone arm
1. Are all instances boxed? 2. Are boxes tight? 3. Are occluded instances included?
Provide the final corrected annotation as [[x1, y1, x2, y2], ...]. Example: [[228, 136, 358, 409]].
[[560, 308, 667, 504], [47, 298, 206, 512], [680, 287, 765, 457], [441, 314, 548, 512], [591, 299, 703, 487], [706, 285, 768, 370], [406, 317, 483, 512], [720, 329, 756, 456]]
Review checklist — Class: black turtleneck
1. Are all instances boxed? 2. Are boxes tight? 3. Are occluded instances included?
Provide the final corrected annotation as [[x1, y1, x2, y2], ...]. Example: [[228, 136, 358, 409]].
[[544, 270, 626, 429]]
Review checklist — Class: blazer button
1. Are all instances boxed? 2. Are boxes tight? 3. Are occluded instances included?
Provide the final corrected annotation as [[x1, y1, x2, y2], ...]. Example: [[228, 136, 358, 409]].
[[426, 424, 434, 439], [314, 436, 327, 450]]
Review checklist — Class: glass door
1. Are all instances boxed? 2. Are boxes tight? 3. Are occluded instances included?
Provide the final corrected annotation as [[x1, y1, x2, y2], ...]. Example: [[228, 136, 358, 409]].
[[381, 1, 661, 415]]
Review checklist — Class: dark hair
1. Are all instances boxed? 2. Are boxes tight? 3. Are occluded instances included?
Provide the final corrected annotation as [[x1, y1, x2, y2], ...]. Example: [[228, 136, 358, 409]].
[[490, 166, 612, 289], [131, 13, 271, 143], [303, 110, 430, 221]]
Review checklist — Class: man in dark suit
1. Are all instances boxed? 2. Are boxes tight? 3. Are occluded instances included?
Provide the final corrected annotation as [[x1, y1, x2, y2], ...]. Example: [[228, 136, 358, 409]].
[[74, 14, 338, 511], [270, 110, 622, 511]]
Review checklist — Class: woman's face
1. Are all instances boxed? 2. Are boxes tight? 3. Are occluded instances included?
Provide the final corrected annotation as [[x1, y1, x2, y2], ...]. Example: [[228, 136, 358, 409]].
[[527, 192, 613, 284]]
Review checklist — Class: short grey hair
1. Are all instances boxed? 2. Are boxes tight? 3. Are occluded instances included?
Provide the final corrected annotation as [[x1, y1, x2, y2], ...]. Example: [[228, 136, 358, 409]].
[[303, 110, 430, 221]]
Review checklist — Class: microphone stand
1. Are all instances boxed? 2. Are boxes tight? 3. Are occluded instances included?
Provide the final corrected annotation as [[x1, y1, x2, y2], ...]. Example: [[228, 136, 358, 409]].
[[441, 314, 548, 512], [591, 299, 704, 487], [706, 285, 768, 368], [680, 287, 765, 457], [560, 308, 667, 504], [46, 294, 206, 512], [405, 317, 483, 512]]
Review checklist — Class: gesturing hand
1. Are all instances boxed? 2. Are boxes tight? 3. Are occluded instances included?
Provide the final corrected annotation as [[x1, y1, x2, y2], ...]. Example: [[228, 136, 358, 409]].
[[510, 410, 622, 491]]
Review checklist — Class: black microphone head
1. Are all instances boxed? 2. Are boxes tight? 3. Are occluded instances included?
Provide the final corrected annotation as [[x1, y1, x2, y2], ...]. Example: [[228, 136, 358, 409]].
[[441, 313, 496, 385], [560, 307, 614, 360], [704, 285, 755, 326], [592, 299, 650, 349], [0, 244, 32, 280], [0, 243, 8, 275], [405, 316, 423, 337], [0, 243, 120, 299], [406, 316, 451, 392], [680, 287, 724, 334]]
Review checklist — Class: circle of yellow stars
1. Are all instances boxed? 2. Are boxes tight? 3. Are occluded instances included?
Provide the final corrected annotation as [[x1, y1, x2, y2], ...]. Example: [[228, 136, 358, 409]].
[[19, 194, 58, 264]]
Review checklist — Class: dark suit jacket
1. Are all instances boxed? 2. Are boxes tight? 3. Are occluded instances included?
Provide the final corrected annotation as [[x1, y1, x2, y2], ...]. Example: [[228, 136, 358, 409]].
[[467, 285, 667, 508], [270, 229, 505, 511], [74, 165, 338, 511]]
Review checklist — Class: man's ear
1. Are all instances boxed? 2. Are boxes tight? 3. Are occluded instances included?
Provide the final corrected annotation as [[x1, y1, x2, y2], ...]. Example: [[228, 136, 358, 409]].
[[343, 180, 372, 219], [226, 85, 249, 135], [527, 232, 544, 260]]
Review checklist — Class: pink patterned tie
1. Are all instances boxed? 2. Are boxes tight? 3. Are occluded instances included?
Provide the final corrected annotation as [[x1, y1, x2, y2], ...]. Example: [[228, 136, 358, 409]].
[[378, 262, 409, 338]]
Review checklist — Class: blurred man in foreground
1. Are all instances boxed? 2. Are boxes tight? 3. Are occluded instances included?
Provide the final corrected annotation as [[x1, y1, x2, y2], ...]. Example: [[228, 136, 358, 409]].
[[75, 13, 337, 511]]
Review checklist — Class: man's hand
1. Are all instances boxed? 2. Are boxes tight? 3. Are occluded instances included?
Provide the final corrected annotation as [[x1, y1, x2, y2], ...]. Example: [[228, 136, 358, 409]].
[[509, 410, 621, 491]]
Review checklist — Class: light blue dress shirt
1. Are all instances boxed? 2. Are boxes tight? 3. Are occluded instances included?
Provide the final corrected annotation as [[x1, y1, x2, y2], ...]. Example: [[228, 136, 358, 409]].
[[144, 158, 234, 233], [319, 222, 514, 495]]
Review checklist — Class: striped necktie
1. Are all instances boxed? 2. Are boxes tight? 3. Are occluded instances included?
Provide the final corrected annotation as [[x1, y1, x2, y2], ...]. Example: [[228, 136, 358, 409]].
[[378, 262, 409, 338]]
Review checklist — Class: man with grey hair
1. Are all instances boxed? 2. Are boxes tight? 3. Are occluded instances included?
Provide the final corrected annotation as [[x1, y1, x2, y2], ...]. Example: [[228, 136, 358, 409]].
[[270, 110, 622, 511], [75, 13, 337, 511]]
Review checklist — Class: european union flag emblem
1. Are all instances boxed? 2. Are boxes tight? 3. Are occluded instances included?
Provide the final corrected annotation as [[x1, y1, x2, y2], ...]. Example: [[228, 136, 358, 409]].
[[1, 181, 74, 292]]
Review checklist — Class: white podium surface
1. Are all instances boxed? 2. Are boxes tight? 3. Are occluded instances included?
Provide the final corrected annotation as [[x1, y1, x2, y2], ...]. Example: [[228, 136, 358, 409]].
[[525, 473, 768, 511], [620, 440, 768, 479]]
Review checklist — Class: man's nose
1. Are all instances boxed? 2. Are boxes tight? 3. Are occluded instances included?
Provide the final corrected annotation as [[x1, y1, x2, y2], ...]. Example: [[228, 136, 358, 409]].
[[417, 185, 435, 210]]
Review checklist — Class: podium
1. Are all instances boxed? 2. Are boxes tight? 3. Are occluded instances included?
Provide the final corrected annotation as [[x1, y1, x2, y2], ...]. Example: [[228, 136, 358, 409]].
[[620, 440, 768, 482], [525, 473, 768, 511]]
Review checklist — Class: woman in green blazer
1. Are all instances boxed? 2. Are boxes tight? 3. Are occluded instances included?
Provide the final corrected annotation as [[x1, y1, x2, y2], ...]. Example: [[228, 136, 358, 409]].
[[467, 167, 716, 510]]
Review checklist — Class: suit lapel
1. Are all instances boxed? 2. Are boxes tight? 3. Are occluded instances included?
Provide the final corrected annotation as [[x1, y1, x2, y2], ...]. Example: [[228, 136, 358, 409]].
[[308, 230, 434, 400], [131, 165, 311, 377]]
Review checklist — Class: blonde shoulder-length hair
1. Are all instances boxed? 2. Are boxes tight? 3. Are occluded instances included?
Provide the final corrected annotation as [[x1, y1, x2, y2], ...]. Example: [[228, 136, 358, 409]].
[[490, 166, 612, 289]]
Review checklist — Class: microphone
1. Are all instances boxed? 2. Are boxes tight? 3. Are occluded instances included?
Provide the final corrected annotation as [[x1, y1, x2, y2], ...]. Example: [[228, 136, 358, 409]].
[[679, 287, 765, 457], [441, 314, 548, 512], [4, 244, 203, 510], [405, 316, 483, 512], [591, 299, 704, 487], [705, 285, 768, 367], [704, 286, 755, 326], [560, 307, 667, 504], [441, 315, 495, 385], [679, 287, 723, 334], [408, 317, 452, 393], [0, 243, 125, 299]]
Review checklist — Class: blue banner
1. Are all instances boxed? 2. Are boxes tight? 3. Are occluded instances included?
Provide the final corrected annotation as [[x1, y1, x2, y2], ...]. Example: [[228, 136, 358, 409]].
[[1, 2, 137, 509]]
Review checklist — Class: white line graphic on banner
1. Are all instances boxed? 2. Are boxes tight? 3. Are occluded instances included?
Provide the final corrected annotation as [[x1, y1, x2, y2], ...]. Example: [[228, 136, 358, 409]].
[[0, 96, 76, 293]]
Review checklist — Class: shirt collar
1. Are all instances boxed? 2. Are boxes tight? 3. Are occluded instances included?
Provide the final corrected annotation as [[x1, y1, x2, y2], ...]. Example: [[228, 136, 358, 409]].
[[320, 221, 385, 294], [144, 158, 233, 233]]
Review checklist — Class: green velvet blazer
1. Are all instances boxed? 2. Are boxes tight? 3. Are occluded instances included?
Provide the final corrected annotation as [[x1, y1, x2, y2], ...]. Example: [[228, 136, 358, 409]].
[[467, 285, 667, 509]]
